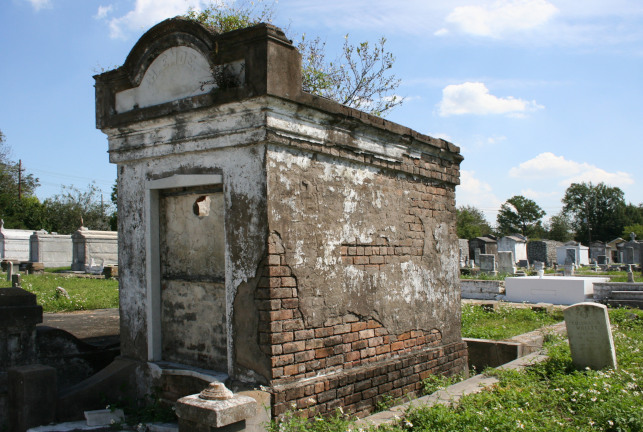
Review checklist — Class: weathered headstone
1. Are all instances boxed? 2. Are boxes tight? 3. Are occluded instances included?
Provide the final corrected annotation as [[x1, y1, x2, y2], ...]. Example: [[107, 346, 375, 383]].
[[625, 247, 634, 265], [479, 254, 497, 275], [563, 265, 574, 277], [6, 261, 12, 282], [498, 251, 515, 274], [564, 302, 617, 370], [11, 274, 21, 288], [534, 261, 544, 277], [597, 255, 607, 265], [565, 248, 576, 266], [627, 265, 635, 283], [474, 248, 481, 267]]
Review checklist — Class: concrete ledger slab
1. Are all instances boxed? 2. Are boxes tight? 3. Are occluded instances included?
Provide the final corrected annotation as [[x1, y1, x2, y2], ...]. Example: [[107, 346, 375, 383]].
[[505, 276, 609, 305]]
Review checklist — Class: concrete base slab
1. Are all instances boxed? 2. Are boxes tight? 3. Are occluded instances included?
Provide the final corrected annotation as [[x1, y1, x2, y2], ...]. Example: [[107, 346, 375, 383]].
[[505, 276, 609, 305]]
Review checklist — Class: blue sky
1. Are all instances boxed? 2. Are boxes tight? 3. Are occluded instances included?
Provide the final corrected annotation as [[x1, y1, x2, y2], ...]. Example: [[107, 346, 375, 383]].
[[1, 0, 642, 225]]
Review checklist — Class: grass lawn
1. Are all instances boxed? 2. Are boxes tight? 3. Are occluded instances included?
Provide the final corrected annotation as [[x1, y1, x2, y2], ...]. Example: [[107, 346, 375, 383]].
[[461, 303, 564, 340], [0, 272, 119, 312]]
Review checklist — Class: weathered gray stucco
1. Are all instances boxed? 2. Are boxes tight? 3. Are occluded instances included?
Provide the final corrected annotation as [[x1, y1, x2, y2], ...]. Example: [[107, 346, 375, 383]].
[[266, 145, 461, 342]]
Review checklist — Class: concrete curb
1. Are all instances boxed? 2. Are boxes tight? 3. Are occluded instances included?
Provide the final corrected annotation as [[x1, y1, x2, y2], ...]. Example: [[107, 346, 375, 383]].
[[356, 350, 550, 428]]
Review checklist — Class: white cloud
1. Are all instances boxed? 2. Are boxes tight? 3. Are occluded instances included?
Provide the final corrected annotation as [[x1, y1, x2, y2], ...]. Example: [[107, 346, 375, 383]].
[[456, 170, 503, 221], [25, 0, 51, 11], [438, 82, 543, 116], [509, 152, 582, 178], [564, 168, 634, 188], [445, 0, 559, 38], [106, 0, 210, 39], [95, 5, 113, 20], [509, 152, 634, 188]]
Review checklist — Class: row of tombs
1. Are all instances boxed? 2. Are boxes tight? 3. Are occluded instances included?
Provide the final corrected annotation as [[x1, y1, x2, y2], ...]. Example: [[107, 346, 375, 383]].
[[459, 236, 642, 269], [0, 223, 117, 272], [4, 18, 470, 431]]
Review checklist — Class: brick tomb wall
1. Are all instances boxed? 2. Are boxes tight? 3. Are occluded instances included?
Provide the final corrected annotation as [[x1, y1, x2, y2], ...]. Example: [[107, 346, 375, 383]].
[[256, 234, 468, 418]]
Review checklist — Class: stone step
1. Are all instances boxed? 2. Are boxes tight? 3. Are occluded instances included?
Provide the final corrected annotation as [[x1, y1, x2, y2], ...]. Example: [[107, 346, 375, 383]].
[[606, 299, 643, 309], [610, 290, 643, 300]]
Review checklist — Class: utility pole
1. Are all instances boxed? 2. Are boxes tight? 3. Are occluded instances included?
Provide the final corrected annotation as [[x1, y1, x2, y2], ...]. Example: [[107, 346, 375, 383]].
[[18, 159, 22, 199]]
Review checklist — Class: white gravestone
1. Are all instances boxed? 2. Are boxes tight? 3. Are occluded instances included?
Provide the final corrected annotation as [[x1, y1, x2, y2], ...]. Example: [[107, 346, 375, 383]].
[[564, 302, 617, 370]]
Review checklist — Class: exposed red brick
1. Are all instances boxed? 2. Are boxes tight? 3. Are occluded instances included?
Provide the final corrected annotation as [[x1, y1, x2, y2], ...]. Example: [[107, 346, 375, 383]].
[[359, 329, 375, 339], [352, 340, 368, 350], [333, 324, 351, 335], [283, 341, 306, 354], [315, 347, 333, 359], [391, 341, 404, 351], [272, 354, 294, 367], [345, 351, 360, 362], [314, 327, 333, 338], [281, 298, 299, 309], [282, 319, 304, 331], [269, 309, 294, 321], [268, 288, 295, 299], [283, 364, 300, 377], [342, 332, 359, 344], [397, 332, 411, 341], [295, 329, 314, 340], [367, 320, 381, 329], [351, 322, 367, 332], [323, 335, 343, 347], [270, 332, 294, 344], [267, 255, 281, 266]]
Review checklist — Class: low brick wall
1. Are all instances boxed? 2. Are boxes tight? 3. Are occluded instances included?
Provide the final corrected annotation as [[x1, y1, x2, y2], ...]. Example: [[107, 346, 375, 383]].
[[271, 341, 468, 418], [593, 282, 643, 301], [260, 244, 469, 419], [460, 280, 505, 300]]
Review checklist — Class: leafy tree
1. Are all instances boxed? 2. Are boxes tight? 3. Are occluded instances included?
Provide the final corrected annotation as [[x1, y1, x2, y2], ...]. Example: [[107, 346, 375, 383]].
[[109, 180, 118, 231], [185, 0, 274, 33], [620, 203, 643, 227], [622, 224, 643, 241], [42, 183, 112, 234], [298, 35, 401, 116], [562, 182, 626, 243], [496, 195, 545, 237], [545, 211, 574, 242], [186, 0, 402, 116], [456, 205, 493, 240], [0, 130, 43, 229]]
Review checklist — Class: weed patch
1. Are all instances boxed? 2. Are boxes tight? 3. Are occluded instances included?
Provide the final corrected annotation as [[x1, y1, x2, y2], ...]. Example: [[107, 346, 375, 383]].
[[461, 303, 563, 340]]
